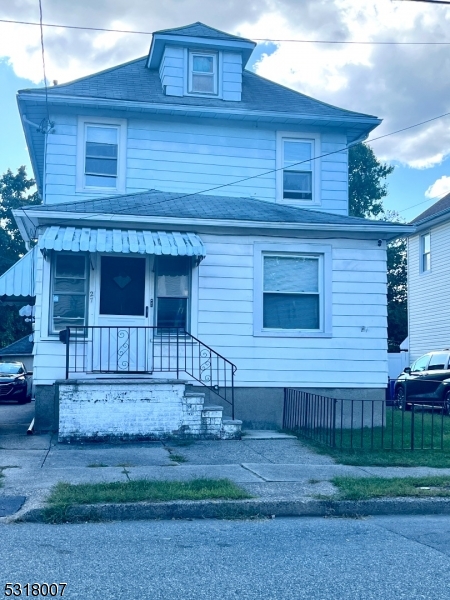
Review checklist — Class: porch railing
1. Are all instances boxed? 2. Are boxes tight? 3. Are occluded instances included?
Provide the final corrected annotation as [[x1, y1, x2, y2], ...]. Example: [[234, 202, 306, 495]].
[[59, 326, 237, 418]]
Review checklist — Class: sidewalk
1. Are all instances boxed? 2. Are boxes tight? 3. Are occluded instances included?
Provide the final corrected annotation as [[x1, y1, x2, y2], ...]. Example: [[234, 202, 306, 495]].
[[3, 420, 450, 522]]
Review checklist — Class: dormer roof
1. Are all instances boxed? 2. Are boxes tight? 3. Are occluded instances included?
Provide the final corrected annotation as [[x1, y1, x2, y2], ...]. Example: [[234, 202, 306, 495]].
[[147, 21, 256, 69]]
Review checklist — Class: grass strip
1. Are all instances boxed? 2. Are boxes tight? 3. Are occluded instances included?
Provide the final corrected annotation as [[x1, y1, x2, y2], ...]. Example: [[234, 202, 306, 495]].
[[47, 478, 251, 506], [332, 475, 450, 501]]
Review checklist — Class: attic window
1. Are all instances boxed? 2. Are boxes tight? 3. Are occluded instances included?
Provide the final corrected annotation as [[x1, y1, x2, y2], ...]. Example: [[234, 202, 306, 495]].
[[189, 52, 217, 95]]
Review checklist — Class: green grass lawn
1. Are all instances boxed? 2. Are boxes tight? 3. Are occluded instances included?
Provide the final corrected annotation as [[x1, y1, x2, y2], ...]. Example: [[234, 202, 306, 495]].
[[331, 475, 450, 501], [291, 409, 450, 468]]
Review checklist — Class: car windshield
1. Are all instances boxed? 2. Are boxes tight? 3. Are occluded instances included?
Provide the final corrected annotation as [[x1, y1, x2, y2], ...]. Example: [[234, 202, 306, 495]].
[[0, 363, 22, 374]]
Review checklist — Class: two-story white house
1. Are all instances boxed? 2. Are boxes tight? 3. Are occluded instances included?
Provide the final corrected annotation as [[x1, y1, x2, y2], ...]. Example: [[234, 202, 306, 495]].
[[3, 22, 410, 440]]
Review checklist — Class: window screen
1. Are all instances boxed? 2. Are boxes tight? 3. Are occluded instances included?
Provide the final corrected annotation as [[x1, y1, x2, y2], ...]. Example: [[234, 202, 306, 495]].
[[85, 125, 118, 188], [263, 256, 320, 330], [52, 254, 87, 332], [156, 256, 190, 331], [190, 53, 216, 94], [100, 257, 145, 316], [282, 140, 313, 200]]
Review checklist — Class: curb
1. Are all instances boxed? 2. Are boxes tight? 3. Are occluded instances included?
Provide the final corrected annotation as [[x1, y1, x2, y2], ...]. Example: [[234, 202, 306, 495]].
[[15, 497, 450, 523]]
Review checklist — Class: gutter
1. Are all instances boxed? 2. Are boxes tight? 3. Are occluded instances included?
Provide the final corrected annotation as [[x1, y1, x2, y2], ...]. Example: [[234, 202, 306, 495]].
[[411, 207, 450, 232]]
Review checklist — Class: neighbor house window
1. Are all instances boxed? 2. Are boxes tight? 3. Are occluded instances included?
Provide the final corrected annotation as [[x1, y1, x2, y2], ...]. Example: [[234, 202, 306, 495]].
[[188, 52, 217, 95], [276, 133, 320, 204], [51, 253, 88, 333], [421, 233, 431, 272], [155, 256, 191, 331], [76, 118, 126, 193], [253, 243, 332, 338]]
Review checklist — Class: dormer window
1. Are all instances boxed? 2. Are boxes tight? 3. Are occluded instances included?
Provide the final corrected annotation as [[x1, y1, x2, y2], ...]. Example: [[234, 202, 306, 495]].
[[189, 51, 217, 95]]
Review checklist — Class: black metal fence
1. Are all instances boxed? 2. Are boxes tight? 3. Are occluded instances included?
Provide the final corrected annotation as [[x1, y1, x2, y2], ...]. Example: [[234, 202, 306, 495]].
[[283, 388, 449, 451], [60, 326, 237, 418]]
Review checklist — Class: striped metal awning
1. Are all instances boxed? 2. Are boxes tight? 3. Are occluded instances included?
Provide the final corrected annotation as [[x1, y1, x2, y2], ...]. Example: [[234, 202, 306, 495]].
[[38, 226, 206, 258], [0, 247, 37, 299]]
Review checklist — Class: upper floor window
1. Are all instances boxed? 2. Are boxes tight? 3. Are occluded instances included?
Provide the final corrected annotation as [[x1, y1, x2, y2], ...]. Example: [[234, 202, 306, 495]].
[[76, 117, 126, 193], [420, 232, 431, 273], [276, 133, 321, 205], [188, 51, 217, 95]]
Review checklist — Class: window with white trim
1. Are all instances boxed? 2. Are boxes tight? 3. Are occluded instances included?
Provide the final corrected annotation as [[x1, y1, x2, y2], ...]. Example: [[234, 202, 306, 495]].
[[276, 133, 320, 204], [188, 51, 217, 95], [254, 243, 332, 338], [155, 256, 191, 332], [421, 232, 431, 272], [50, 253, 88, 333], [77, 118, 126, 193]]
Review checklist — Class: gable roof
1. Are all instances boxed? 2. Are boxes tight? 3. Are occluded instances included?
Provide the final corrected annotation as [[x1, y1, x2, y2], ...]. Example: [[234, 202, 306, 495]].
[[411, 192, 450, 225], [26, 189, 407, 230], [19, 57, 377, 122], [0, 335, 33, 356], [152, 22, 253, 43]]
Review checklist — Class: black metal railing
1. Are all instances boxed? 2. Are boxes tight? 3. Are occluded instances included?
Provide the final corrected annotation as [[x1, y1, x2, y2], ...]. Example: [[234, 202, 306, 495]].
[[283, 388, 449, 451], [60, 326, 236, 418]]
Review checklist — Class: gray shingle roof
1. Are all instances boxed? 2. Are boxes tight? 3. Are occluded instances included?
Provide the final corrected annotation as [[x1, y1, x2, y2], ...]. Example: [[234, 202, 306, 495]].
[[0, 336, 33, 356], [411, 192, 450, 224], [29, 189, 402, 228], [153, 22, 253, 43], [19, 57, 377, 121]]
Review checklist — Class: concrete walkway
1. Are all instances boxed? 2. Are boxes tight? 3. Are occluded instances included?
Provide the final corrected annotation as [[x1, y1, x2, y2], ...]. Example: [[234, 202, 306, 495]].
[[3, 407, 450, 521]]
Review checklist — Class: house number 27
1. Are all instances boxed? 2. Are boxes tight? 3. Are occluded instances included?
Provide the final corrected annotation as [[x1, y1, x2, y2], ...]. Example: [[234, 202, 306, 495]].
[[90, 291, 94, 303]]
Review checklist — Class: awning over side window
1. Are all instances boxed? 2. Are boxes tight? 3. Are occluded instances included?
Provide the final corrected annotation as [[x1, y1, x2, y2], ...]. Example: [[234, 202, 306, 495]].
[[38, 226, 206, 259], [0, 247, 37, 299]]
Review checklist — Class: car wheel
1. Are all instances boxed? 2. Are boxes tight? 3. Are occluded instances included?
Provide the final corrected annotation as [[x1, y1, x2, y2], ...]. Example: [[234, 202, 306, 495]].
[[17, 393, 28, 405], [395, 386, 406, 410], [444, 392, 450, 416]]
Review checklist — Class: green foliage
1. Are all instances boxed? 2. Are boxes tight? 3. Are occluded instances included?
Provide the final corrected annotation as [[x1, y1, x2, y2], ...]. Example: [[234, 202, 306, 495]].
[[0, 167, 41, 348], [348, 143, 394, 218]]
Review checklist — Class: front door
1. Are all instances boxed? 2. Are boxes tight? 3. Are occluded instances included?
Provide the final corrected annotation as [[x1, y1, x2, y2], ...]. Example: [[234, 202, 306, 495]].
[[95, 255, 152, 372]]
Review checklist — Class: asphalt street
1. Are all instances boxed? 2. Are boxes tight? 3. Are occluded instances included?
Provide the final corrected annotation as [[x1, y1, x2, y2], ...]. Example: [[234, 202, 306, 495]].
[[2, 515, 450, 599]]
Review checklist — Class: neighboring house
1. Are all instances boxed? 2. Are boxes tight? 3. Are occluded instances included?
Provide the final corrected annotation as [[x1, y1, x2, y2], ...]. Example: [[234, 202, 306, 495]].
[[1, 22, 410, 440], [408, 192, 450, 361], [0, 335, 34, 372]]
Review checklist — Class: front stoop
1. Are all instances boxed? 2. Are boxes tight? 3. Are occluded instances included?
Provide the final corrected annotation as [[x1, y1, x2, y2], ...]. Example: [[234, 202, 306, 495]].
[[57, 379, 241, 442]]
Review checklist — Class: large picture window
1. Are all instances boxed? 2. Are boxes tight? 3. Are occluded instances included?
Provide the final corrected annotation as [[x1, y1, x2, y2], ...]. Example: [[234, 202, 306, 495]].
[[254, 243, 332, 338], [51, 253, 88, 333], [76, 118, 126, 193], [155, 256, 191, 331], [263, 255, 320, 330]]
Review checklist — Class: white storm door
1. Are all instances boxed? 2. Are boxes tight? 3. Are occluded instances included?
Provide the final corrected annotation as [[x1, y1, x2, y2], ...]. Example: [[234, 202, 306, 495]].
[[94, 255, 152, 372]]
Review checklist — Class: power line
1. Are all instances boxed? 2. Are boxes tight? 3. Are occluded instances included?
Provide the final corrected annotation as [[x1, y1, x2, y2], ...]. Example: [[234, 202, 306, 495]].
[[38, 0, 50, 125], [2, 17, 450, 45], [394, 1, 450, 5]]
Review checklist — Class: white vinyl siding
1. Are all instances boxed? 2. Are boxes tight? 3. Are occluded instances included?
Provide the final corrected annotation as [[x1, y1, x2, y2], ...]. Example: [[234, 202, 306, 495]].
[[44, 116, 348, 215], [409, 223, 450, 361]]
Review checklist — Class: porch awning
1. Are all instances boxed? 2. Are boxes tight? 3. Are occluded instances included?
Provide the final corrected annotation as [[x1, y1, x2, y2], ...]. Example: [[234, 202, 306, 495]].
[[38, 226, 206, 258], [0, 247, 37, 299]]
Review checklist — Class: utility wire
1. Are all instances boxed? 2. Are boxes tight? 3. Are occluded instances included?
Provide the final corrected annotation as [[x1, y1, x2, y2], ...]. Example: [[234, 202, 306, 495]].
[[393, 1, 450, 5], [38, 0, 49, 125], [2, 17, 450, 45]]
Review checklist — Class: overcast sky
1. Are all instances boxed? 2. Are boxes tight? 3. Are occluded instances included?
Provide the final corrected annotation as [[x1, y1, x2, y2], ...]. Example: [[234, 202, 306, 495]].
[[1, 0, 450, 219]]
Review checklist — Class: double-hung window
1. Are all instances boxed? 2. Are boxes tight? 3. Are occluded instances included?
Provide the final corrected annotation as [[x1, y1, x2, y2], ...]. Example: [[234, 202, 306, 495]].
[[421, 232, 431, 273], [51, 254, 88, 333], [188, 51, 217, 95], [77, 118, 126, 193], [277, 133, 320, 204], [254, 243, 331, 337], [155, 256, 191, 332]]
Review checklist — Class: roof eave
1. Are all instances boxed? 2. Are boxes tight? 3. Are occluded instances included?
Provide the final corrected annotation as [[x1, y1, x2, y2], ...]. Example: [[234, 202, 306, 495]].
[[17, 92, 381, 131], [412, 207, 450, 232], [17, 208, 414, 239], [16, 95, 44, 198]]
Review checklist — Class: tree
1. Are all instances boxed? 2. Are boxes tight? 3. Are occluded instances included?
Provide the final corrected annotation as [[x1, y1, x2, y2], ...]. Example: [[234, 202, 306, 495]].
[[348, 146, 407, 352], [0, 167, 41, 348], [349, 143, 394, 219]]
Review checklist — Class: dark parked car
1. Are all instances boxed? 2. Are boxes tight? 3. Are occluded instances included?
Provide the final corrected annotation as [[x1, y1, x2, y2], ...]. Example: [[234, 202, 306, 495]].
[[395, 351, 450, 413], [0, 362, 32, 404]]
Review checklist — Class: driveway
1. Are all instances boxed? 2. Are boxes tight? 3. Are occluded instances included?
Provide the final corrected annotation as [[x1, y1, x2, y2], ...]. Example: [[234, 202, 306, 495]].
[[0, 400, 34, 436]]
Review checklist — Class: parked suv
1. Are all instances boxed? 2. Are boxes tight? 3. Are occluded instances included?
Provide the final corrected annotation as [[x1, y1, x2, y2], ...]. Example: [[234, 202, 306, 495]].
[[0, 362, 32, 404], [395, 351, 450, 413]]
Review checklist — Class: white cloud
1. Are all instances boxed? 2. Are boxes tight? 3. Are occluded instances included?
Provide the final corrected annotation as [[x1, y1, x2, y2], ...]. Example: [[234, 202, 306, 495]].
[[425, 175, 450, 199], [2, 0, 450, 168]]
